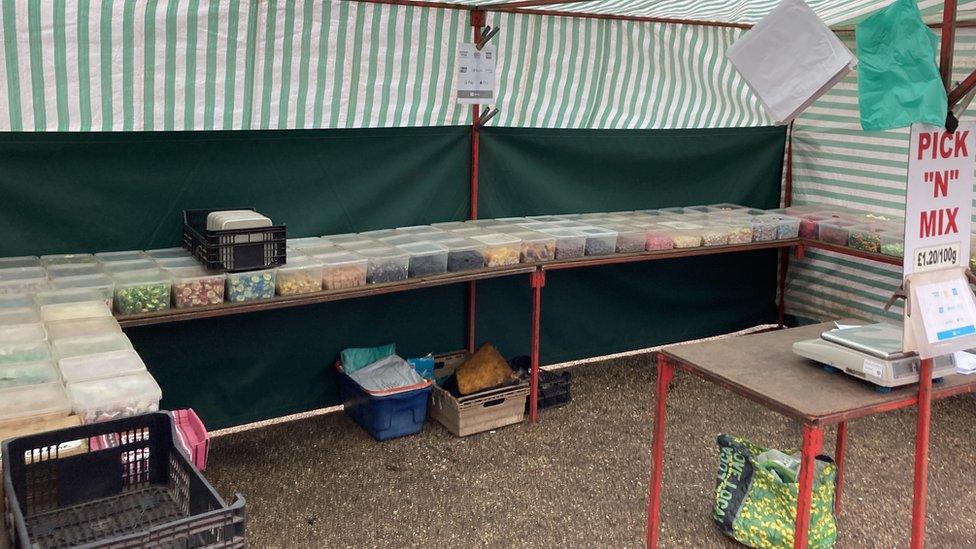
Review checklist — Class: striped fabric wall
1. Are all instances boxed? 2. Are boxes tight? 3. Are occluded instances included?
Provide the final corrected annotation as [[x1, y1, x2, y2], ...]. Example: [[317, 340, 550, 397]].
[[0, 0, 768, 131], [786, 29, 976, 323]]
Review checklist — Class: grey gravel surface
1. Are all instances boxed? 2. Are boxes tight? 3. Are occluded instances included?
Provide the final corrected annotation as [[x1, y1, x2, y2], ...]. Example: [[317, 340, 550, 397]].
[[205, 353, 976, 548]]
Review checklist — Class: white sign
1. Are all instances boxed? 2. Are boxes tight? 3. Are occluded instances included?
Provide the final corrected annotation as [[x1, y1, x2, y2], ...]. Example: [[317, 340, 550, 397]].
[[456, 43, 496, 104], [903, 122, 975, 277]]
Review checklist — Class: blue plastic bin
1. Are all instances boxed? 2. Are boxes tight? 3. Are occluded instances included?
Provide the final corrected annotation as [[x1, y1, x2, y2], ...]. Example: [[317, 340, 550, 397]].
[[339, 371, 432, 441]]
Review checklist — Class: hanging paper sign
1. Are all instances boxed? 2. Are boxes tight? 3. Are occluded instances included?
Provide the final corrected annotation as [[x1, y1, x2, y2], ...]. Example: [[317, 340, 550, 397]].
[[456, 43, 496, 105], [903, 121, 975, 278]]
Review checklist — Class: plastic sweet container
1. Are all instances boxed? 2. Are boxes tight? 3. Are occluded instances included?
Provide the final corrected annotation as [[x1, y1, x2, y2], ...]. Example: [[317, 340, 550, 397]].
[[50, 273, 115, 308], [226, 268, 277, 301], [359, 247, 410, 284], [275, 256, 324, 295], [423, 231, 458, 243], [442, 238, 487, 272], [472, 234, 522, 267], [682, 206, 711, 215], [146, 247, 192, 260], [52, 333, 135, 363], [706, 203, 748, 213], [0, 381, 70, 427], [316, 251, 368, 290], [699, 224, 731, 247], [297, 243, 342, 257], [818, 219, 859, 246], [286, 236, 328, 249], [796, 211, 851, 240], [66, 370, 162, 424], [0, 307, 40, 327], [644, 227, 676, 251], [39, 253, 97, 266], [539, 228, 586, 259], [749, 215, 781, 242], [45, 316, 123, 341], [360, 229, 397, 240], [155, 256, 201, 270], [102, 259, 158, 274], [379, 234, 419, 247], [848, 224, 885, 253], [0, 340, 51, 365], [339, 240, 381, 253], [0, 266, 51, 296], [724, 218, 754, 244], [112, 268, 173, 313], [395, 225, 444, 236], [45, 263, 106, 279], [431, 221, 468, 231], [322, 232, 369, 245], [509, 231, 556, 262], [0, 360, 59, 389], [396, 241, 449, 277], [880, 231, 905, 258], [58, 348, 145, 383], [168, 266, 226, 308], [606, 225, 647, 253], [0, 322, 47, 345], [39, 300, 113, 323], [0, 256, 40, 269], [95, 250, 149, 263], [448, 227, 487, 239], [577, 227, 618, 256]]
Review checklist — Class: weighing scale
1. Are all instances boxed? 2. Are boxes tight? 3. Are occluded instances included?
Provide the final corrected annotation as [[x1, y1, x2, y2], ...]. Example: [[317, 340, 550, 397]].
[[792, 322, 956, 389]]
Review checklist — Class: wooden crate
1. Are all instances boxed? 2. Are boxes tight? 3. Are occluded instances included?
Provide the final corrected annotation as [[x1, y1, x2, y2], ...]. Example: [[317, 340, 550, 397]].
[[429, 381, 528, 437]]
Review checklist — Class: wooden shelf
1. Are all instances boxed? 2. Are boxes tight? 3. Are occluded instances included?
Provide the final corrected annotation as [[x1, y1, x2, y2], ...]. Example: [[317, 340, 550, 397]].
[[542, 239, 799, 271], [798, 240, 903, 266]]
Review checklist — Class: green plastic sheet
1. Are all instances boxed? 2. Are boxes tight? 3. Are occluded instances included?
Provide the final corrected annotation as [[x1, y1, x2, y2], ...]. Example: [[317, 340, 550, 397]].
[[856, 0, 947, 131]]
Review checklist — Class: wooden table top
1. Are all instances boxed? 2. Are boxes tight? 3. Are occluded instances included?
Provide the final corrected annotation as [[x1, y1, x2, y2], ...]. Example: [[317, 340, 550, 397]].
[[660, 321, 976, 426]]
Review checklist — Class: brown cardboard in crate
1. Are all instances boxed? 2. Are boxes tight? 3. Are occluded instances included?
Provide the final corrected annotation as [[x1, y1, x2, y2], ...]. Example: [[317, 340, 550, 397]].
[[430, 350, 528, 437]]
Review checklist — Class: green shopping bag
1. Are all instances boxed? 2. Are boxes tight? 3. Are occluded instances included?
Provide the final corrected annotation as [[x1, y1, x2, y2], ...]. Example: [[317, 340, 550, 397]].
[[856, 0, 947, 131], [713, 435, 837, 549]]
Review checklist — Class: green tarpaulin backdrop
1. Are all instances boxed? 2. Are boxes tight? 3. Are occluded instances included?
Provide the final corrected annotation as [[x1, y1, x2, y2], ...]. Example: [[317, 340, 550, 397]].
[[0, 125, 785, 428]]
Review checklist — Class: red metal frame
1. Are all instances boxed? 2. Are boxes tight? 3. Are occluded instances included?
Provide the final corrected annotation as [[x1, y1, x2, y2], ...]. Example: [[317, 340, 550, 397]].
[[646, 353, 673, 548], [528, 269, 546, 424], [834, 421, 848, 515], [794, 425, 823, 549], [467, 10, 485, 355], [911, 358, 934, 548], [940, 0, 958, 92]]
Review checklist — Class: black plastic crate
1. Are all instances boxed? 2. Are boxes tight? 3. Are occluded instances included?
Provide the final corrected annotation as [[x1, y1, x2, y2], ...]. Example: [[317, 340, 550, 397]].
[[183, 207, 286, 272], [3, 413, 245, 549], [537, 369, 571, 411]]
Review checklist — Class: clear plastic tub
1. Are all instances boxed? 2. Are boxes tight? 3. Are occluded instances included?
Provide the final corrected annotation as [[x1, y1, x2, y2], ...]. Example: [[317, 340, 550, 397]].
[[0, 307, 40, 327], [422, 232, 458, 243], [52, 333, 134, 363], [749, 215, 780, 242], [0, 381, 70, 426], [58, 348, 144, 383], [276, 256, 324, 295], [39, 300, 113, 322], [0, 360, 58, 389], [448, 227, 487, 238], [396, 241, 449, 277], [50, 273, 115, 308], [430, 221, 468, 231], [95, 250, 149, 263], [472, 234, 522, 267], [359, 228, 397, 240], [226, 268, 277, 301], [0, 294, 35, 309], [442, 238, 487, 272], [683, 206, 711, 215], [169, 267, 226, 308], [699, 224, 731, 247], [605, 225, 646, 253], [509, 231, 556, 262], [880, 232, 905, 258], [379, 234, 420, 247], [359, 247, 410, 284], [0, 340, 51, 365], [40, 253, 97, 266], [724, 218, 754, 244], [706, 203, 748, 213], [341, 240, 383, 253], [539, 228, 586, 259], [66, 371, 162, 424], [395, 225, 444, 236], [46, 317, 122, 341], [45, 263, 106, 278], [103, 259, 158, 274], [322, 232, 368, 245], [577, 227, 618, 256], [818, 219, 859, 246], [286, 236, 328, 249], [145, 247, 191, 260], [0, 256, 40, 269], [155, 256, 201, 270], [0, 266, 50, 295], [847, 224, 885, 253], [112, 268, 173, 314], [0, 322, 47, 345], [296, 243, 342, 257], [35, 289, 107, 313], [316, 252, 368, 290], [644, 226, 676, 251]]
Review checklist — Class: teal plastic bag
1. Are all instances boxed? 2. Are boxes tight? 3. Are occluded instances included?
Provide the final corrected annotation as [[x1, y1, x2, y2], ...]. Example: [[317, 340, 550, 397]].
[[340, 343, 396, 373], [856, 0, 947, 131]]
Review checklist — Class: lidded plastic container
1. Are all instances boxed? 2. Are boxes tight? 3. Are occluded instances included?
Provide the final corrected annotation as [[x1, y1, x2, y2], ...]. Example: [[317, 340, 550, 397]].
[[316, 251, 368, 290], [67, 371, 162, 424], [724, 218, 754, 244], [358, 247, 410, 284], [442, 238, 487, 272], [102, 259, 158, 274], [0, 340, 51, 365], [50, 273, 115, 308], [52, 332, 134, 362], [340, 240, 381, 254], [0, 294, 35, 309], [0, 382, 70, 426], [322, 233, 367, 245], [431, 221, 468, 231], [36, 287, 107, 310], [276, 256, 324, 295], [296, 243, 342, 257], [682, 206, 711, 215], [205, 209, 272, 231], [169, 266, 226, 308], [749, 215, 781, 242], [46, 316, 122, 341], [146, 247, 192, 260], [57, 348, 144, 383], [644, 226, 676, 251], [880, 230, 905, 258], [396, 241, 449, 277], [40, 253, 97, 266], [697, 223, 731, 246], [286, 236, 328, 249], [0, 322, 47, 345], [0, 360, 59, 389], [226, 268, 277, 302], [604, 224, 646, 253], [0, 307, 40, 327], [847, 224, 885, 253], [706, 203, 748, 213], [155, 256, 200, 270], [577, 227, 618, 256], [539, 228, 586, 259], [39, 300, 113, 323], [395, 225, 444, 236], [378, 234, 419, 247], [818, 218, 859, 246], [112, 268, 173, 314], [94, 250, 149, 263], [0, 256, 40, 269], [359, 229, 397, 240], [471, 233, 522, 267], [0, 266, 51, 295], [448, 227, 487, 238], [45, 263, 105, 279], [508, 231, 556, 262]]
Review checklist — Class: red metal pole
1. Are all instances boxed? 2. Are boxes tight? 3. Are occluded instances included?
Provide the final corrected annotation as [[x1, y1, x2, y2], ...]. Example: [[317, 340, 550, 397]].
[[528, 269, 544, 424], [939, 0, 958, 92], [911, 357, 934, 549], [794, 424, 823, 549], [834, 421, 848, 516], [466, 11, 485, 356], [647, 353, 674, 548]]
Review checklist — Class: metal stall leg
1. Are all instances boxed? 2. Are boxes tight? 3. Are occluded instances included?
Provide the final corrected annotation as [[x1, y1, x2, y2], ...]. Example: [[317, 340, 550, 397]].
[[794, 424, 823, 549], [647, 353, 674, 548], [467, 281, 477, 353], [834, 421, 848, 516], [528, 269, 545, 424], [911, 358, 934, 549]]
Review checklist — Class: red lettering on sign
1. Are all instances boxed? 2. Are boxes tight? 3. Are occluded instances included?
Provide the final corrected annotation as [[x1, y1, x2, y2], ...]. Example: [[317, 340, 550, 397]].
[[955, 131, 970, 157], [918, 133, 932, 159], [941, 132, 954, 158], [933, 170, 950, 197], [945, 207, 959, 234], [920, 210, 938, 237]]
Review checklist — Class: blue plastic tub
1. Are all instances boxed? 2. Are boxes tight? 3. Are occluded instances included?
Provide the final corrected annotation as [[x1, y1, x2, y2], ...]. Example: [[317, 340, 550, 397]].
[[339, 371, 432, 441]]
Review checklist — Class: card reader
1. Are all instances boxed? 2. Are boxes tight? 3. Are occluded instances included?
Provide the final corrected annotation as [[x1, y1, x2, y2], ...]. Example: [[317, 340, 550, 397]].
[[792, 322, 956, 388]]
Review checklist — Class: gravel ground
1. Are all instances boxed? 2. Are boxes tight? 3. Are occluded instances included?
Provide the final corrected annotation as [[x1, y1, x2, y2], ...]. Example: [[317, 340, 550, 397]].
[[206, 353, 976, 548]]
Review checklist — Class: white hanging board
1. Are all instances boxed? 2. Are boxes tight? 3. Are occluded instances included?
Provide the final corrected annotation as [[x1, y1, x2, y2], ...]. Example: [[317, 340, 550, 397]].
[[456, 43, 496, 105]]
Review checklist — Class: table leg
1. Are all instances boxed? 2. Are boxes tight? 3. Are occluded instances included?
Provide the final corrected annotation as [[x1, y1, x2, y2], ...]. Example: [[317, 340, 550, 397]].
[[794, 424, 823, 549], [467, 281, 476, 354], [528, 270, 545, 425], [834, 421, 848, 516], [911, 357, 934, 549], [647, 353, 674, 548]]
